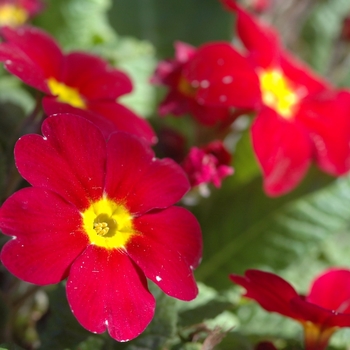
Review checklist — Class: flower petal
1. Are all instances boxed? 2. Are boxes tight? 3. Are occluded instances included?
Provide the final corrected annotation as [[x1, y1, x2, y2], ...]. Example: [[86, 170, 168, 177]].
[[0, 188, 88, 285], [230, 269, 300, 319], [15, 114, 106, 210], [42, 97, 118, 141], [280, 52, 328, 95], [105, 132, 189, 214], [89, 101, 157, 144], [0, 26, 62, 92], [184, 42, 261, 109], [61, 52, 133, 99], [297, 91, 350, 175], [67, 245, 155, 342], [220, 0, 280, 68], [127, 207, 201, 301], [251, 108, 312, 196], [307, 268, 350, 314]]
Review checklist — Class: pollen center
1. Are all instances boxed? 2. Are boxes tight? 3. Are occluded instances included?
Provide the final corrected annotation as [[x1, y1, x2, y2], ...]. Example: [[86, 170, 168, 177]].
[[47, 77, 87, 109], [0, 5, 28, 26], [178, 75, 197, 97], [82, 197, 136, 250], [259, 69, 298, 119]]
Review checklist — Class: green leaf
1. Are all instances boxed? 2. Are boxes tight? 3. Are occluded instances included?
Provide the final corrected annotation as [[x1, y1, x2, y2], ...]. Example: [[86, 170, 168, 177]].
[[301, 0, 350, 74], [193, 165, 342, 289], [36, 284, 91, 349], [95, 37, 157, 117], [34, 0, 116, 50], [124, 283, 178, 350], [108, 0, 232, 57]]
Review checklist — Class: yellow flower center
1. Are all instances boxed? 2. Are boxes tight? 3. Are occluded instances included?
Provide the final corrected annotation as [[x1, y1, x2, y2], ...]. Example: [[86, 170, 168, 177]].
[[259, 69, 299, 119], [47, 77, 87, 109], [0, 4, 28, 26], [82, 197, 136, 250], [178, 75, 197, 97]]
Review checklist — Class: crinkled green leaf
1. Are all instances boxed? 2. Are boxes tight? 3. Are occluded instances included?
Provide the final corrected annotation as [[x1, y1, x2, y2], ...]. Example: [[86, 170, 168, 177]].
[[123, 283, 177, 350], [193, 165, 339, 289], [36, 284, 91, 349], [95, 37, 157, 117], [34, 0, 116, 50]]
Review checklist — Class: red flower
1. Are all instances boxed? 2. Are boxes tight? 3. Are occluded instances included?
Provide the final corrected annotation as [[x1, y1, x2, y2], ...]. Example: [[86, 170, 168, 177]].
[[151, 41, 233, 126], [230, 269, 350, 350], [0, 0, 43, 26], [255, 341, 277, 350], [0, 114, 202, 341], [184, 0, 350, 195], [0, 25, 156, 144], [182, 140, 234, 190]]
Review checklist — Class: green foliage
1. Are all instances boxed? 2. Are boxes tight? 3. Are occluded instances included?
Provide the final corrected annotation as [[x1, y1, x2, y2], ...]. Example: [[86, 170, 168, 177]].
[[108, 0, 232, 58], [1, 0, 350, 349], [34, 0, 116, 50], [36, 284, 92, 349]]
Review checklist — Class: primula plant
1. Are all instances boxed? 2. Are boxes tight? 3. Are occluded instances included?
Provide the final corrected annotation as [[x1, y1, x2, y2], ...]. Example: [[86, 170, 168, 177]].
[[2, 0, 350, 350]]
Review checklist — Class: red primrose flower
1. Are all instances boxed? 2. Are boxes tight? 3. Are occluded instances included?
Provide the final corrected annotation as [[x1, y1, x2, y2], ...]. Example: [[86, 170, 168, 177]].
[[231, 269, 350, 350]]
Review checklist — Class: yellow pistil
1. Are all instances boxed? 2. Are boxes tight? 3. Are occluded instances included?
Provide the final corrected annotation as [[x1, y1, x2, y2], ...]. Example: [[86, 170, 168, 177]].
[[259, 68, 299, 119], [178, 75, 197, 97], [47, 77, 87, 109], [82, 197, 136, 250], [0, 5, 28, 26]]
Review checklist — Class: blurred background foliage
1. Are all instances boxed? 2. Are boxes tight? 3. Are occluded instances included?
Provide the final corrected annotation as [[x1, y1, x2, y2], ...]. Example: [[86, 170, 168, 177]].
[[1, 0, 350, 349]]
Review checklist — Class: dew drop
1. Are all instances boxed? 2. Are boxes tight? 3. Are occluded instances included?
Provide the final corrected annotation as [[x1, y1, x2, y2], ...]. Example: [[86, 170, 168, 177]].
[[156, 275, 162, 282], [200, 80, 210, 88], [222, 76, 233, 84]]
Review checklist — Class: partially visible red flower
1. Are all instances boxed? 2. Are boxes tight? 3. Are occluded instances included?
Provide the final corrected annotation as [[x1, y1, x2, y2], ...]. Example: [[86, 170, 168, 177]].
[[230, 269, 350, 350], [249, 0, 271, 13], [341, 15, 350, 41], [183, 0, 350, 195], [151, 41, 233, 126], [255, 341, 277, 350], [0, 25, 156, 143], [182, 140, 234, 189], [0, 114, 202, 341], [0, 0, 43, 26]]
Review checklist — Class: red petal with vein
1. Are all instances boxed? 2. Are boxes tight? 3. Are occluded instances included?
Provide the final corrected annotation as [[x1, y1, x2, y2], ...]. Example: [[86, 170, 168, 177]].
[[67, 245, 155, 342], [89, 101, 157, 144], [297, 91, 350, 175], [220, 0, 279, 68], [43, 98, 157, 144], [291, 297, 350, 328], [307, 268, 350, 314], [42, 98, 118, 141], [15, 114, 106, 210], [280, 52, 329, 95], [61, 52, 132, 99], [128, 207, 200, 300], [252, 108, 312, 196], [105, 132, 189, 214], [184, 42, 261, 109], [0, 188, 88, 285], [0, 26, 62, 91], [230, 270, 300, 319]]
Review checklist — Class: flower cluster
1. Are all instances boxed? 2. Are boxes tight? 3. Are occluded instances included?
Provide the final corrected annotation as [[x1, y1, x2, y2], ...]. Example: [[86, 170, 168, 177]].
[[0, 11, 202, 343], [155, 0, 350, 196], [2, 0, 350, 348]]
